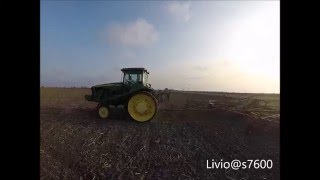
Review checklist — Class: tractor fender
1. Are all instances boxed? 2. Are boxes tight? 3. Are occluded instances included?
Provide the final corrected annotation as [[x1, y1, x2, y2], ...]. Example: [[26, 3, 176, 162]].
[[124, 90, 158, 109], [128, 86, 153, 95]]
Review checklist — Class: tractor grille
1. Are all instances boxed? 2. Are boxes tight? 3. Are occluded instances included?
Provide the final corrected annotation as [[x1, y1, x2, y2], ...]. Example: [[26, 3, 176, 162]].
[[91, 87, 96, 96]]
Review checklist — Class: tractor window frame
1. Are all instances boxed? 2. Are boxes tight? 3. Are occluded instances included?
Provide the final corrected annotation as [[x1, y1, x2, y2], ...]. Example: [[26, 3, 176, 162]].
[[143, 72, 148, 85], [123, 72, 143, 85]]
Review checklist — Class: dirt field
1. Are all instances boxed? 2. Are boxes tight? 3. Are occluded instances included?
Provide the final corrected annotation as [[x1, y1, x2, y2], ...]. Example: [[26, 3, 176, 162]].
[[40, 88, 280, 179]]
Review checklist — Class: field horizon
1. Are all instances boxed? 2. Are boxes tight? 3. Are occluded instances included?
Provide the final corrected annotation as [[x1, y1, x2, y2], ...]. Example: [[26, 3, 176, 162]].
[[40, 86, 280, 95]]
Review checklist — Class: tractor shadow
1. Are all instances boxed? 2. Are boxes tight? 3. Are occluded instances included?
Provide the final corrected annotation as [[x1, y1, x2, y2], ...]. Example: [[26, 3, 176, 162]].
[[68, 106, 136, 124], [107, 107, 132, 121]]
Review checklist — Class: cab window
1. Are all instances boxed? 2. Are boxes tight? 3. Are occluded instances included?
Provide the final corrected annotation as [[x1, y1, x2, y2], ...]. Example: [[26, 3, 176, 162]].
[[123, 73, 143, 84]]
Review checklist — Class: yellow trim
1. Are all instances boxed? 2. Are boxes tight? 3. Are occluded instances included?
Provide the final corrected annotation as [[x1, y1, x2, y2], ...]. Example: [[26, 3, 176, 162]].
[[98, 106, 109, 119], [128, 93, 156, 122]]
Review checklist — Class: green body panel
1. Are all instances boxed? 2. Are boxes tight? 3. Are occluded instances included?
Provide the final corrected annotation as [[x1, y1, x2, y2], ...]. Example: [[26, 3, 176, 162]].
[[85, 68, 156, 107]]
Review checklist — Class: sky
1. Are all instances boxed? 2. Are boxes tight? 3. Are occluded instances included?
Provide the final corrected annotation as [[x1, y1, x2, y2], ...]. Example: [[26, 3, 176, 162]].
[[41, 0, 280, 93]]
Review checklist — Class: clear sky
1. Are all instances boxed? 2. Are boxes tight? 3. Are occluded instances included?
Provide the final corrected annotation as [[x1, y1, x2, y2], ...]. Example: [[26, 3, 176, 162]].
[[41, 0, 280, 93]]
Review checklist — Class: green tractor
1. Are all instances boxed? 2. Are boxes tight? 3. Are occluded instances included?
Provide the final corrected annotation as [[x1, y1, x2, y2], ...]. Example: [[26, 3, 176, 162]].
[[85, 68, 158, 122]]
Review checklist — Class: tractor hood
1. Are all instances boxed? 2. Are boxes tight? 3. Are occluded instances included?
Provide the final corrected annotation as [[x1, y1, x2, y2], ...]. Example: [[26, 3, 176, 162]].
[[92, 82, 123, 88], [86, 82, 124, 102]]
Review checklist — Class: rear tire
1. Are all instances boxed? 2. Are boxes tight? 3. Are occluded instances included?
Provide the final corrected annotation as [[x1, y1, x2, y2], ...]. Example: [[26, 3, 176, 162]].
[[127, 91, 158, 122]]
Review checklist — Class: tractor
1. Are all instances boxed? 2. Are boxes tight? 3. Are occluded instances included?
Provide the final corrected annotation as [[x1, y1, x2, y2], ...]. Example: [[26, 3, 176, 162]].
[[85, 68, 158, 122]]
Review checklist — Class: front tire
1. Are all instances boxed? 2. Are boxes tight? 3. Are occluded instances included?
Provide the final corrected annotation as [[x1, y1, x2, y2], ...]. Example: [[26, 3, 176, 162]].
[[98, 105, 110, 119]]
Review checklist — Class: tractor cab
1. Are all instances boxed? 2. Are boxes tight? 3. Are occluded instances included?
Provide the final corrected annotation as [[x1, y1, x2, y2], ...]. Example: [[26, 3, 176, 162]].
[[121, 68, 150, 87]]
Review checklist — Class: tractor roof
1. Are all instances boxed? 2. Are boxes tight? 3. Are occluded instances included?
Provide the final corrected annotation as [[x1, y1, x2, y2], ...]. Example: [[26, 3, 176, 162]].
[[121, 68, 149, 74]]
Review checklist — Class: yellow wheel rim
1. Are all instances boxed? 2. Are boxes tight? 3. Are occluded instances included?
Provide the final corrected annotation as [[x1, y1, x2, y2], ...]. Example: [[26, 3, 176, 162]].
[[98, 106, 109, 119], [128, 92, 157, 122]]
